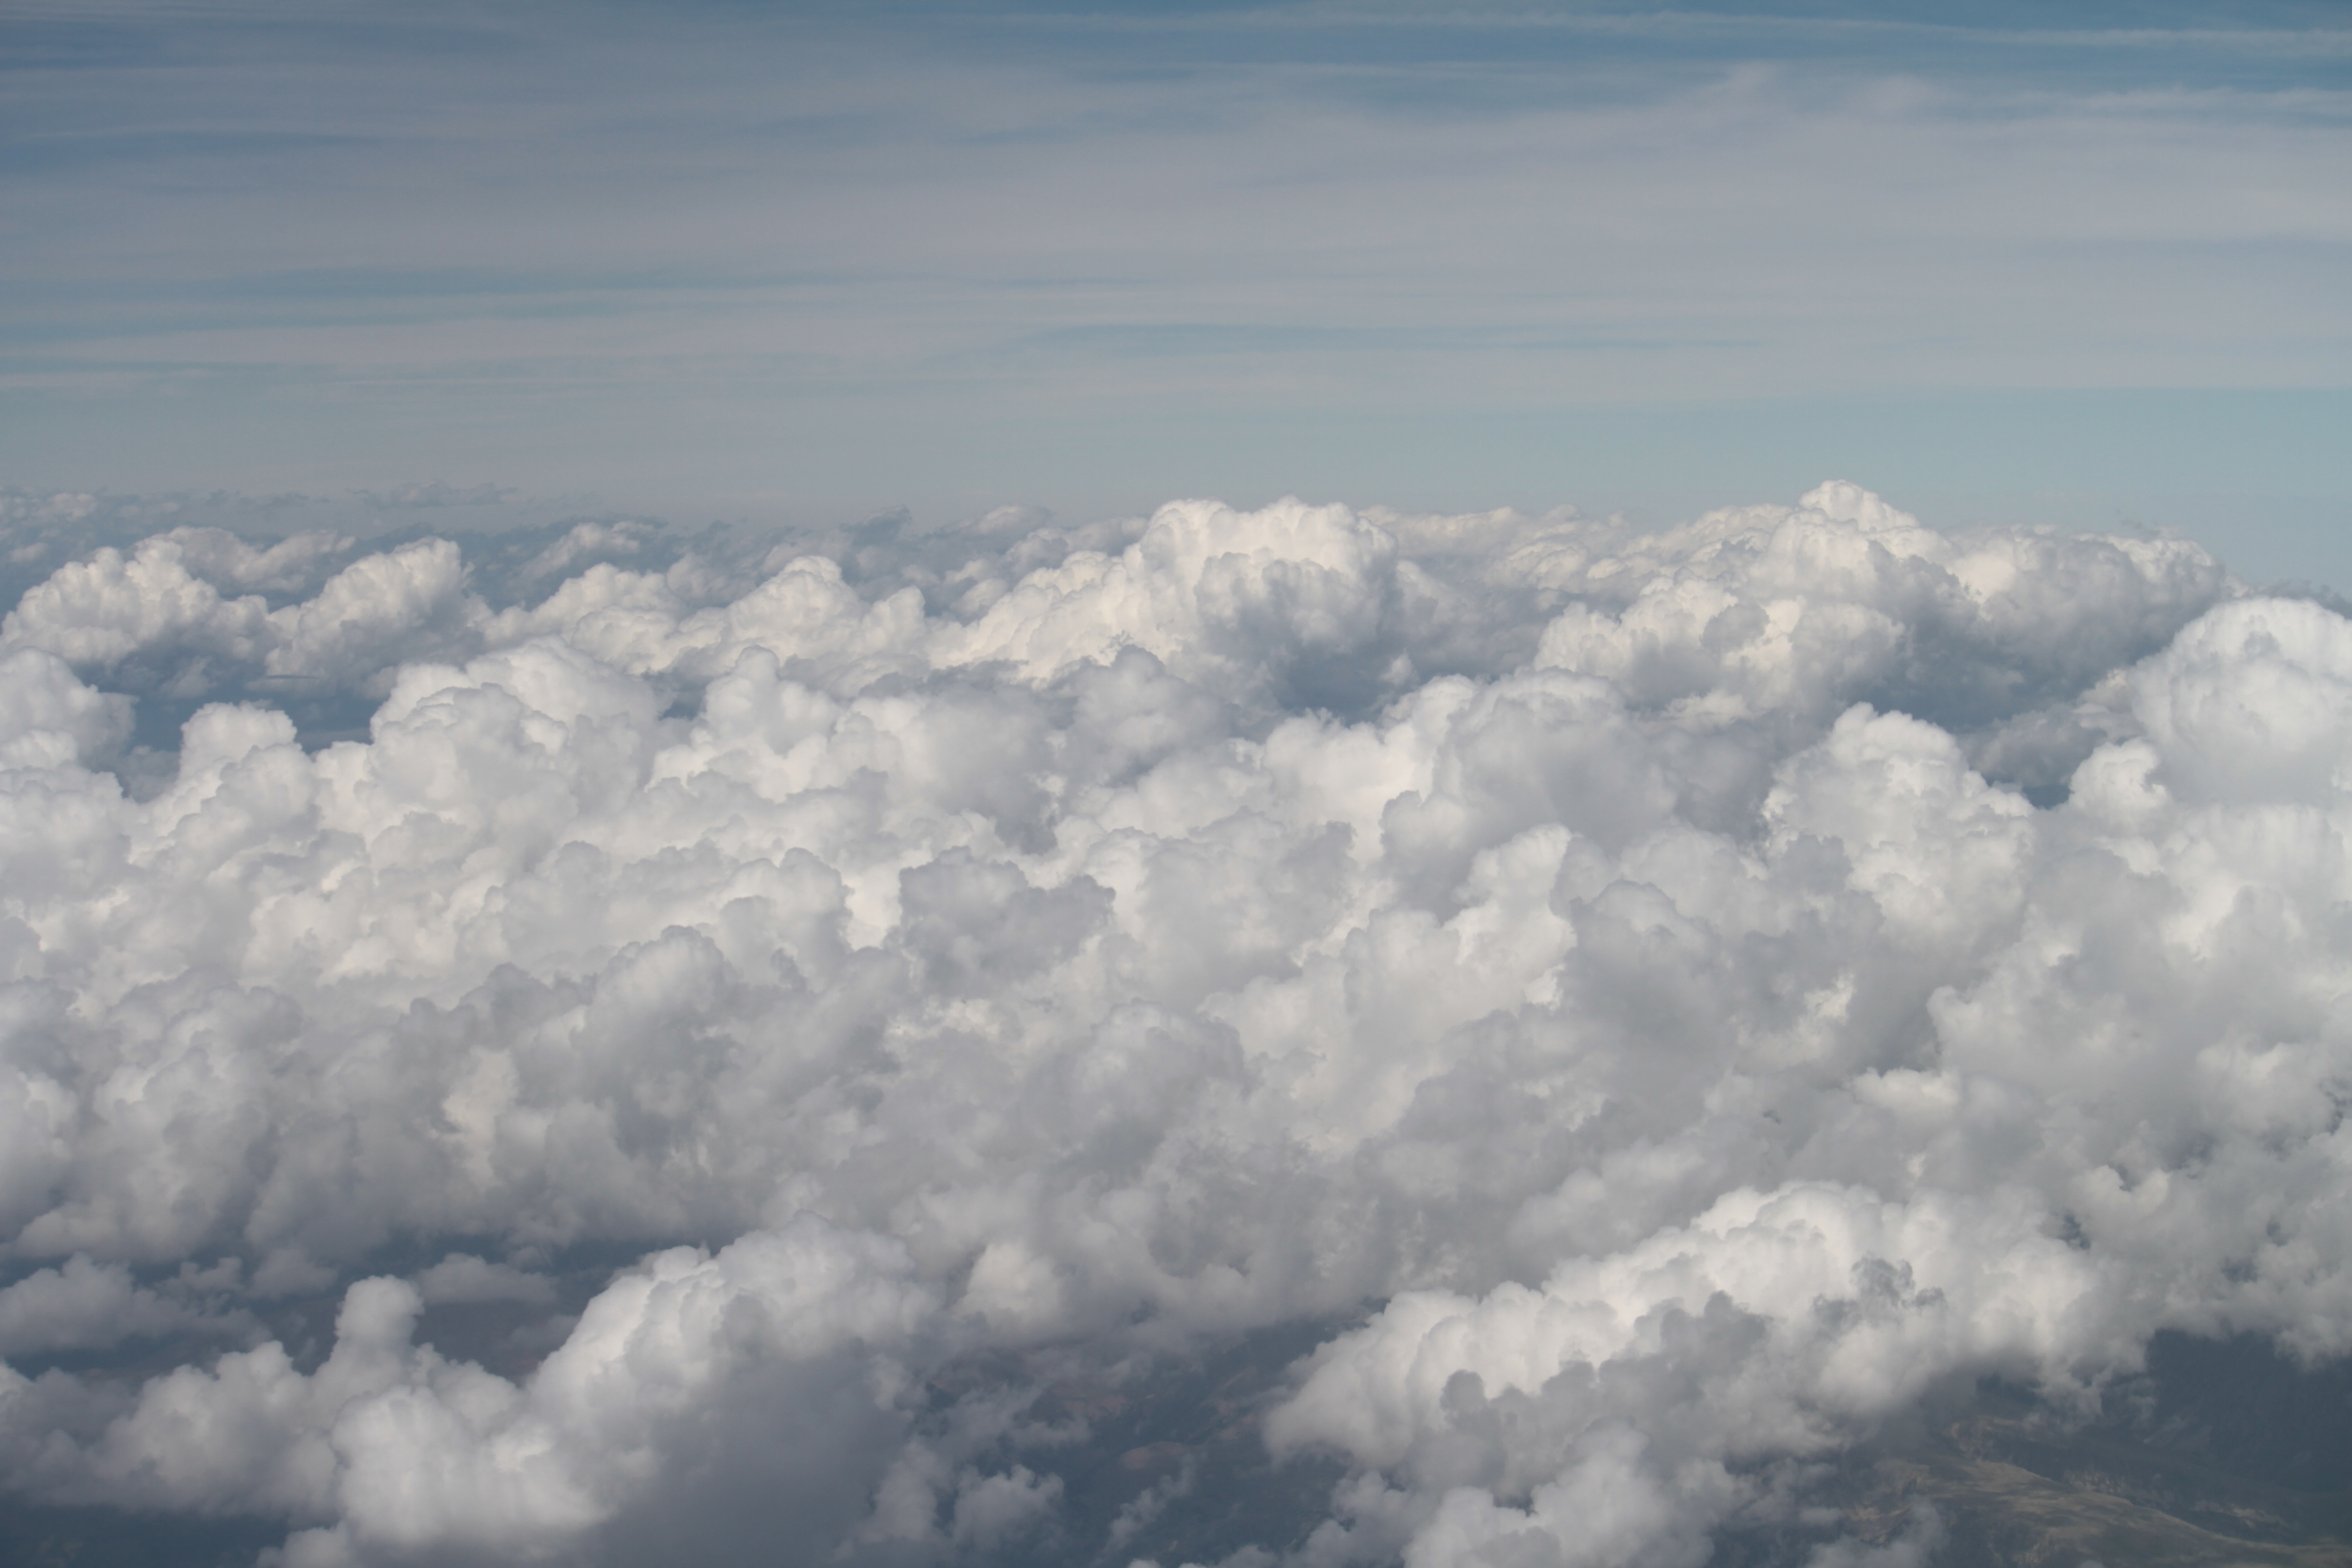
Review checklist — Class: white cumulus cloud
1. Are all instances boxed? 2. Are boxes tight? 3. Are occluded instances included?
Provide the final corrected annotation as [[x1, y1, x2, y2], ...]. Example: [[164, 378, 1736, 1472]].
[[0, 481, 2343, 1566]]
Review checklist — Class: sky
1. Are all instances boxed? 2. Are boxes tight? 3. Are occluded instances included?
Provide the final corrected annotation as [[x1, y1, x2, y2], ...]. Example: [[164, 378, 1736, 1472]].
[[4, 0, 2349, 583], [9, 8, 2352, 1568]]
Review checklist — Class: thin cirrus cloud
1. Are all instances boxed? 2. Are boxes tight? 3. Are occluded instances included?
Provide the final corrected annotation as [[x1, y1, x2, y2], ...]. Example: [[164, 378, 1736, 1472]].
[[1, 0, 2347, 558]]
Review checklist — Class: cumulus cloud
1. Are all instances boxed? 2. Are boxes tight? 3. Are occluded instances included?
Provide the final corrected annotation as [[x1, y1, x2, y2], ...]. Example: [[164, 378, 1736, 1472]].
[[0, 480, 2343, 1565], [0, 1254, 246, 1357]]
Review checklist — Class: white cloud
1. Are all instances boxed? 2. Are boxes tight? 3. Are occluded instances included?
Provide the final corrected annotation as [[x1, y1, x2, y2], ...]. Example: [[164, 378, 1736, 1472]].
[[1, 538, 274, 680], [0, 648, 132, 771], [3, 481, 2348, 1564]]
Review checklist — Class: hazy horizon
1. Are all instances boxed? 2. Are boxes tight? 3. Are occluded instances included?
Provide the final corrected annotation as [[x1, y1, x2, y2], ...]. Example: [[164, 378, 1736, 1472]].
[[7, 0, 2349, 581]]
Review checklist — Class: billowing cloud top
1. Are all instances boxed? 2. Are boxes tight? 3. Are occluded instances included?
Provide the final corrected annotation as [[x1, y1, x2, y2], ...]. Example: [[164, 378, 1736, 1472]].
[[0, 482, 2342, 1566]]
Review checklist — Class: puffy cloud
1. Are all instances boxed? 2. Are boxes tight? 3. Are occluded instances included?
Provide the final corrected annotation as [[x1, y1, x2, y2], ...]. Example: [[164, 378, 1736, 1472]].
[[6, 1217, 936, 1566], [2, 480, 2345, 1565], [1, 536, 276, 682], [0, 648, 132, 771], [0, 1254, 242, 1357]]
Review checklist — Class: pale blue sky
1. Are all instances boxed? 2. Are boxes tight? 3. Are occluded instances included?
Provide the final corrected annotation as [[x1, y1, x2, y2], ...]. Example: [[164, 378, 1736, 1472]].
[[4, 0, 2348, 583]]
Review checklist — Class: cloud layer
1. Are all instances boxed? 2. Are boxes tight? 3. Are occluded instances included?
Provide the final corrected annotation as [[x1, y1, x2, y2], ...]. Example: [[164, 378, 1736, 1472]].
[[9, 2, 2349, 541], [1, 481, 2345, 1566]]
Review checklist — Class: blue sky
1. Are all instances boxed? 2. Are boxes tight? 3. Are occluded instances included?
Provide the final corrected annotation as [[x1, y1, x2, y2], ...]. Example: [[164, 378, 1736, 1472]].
[[4, 0, 2348, 582]]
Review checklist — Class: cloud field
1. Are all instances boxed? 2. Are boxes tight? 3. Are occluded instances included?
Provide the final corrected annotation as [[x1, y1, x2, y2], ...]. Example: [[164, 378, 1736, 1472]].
[[0, 480, 2346, 1565]]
